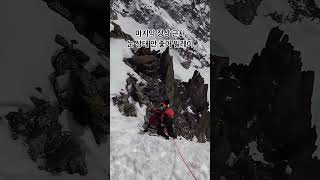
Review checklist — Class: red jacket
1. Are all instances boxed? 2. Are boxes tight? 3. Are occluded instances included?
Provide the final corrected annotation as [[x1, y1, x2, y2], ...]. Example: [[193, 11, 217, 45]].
[[149, 103, 174, 126]]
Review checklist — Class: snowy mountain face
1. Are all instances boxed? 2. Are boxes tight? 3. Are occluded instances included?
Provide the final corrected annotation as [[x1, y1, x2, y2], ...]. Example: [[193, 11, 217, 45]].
[[224, 0, 263, 25], [0, 0, 108, 179], [110, 0, 210, 140], [110, 0, 210, 179], [111, 0, 210, 68], [225, 0, 320, 24], [41, 0, 109, 55], [213, 0, 320, 179]]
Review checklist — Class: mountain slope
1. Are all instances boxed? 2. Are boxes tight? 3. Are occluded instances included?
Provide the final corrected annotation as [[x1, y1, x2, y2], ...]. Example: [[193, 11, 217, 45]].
[[110, 0, 210, 179], [0, 0, 107, 179], [213, 0, 320, 157]]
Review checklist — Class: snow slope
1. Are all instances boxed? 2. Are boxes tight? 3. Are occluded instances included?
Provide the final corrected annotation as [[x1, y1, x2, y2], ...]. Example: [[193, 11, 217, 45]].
[[110, 37, 210, 179], [110, 1, 210, 179], [213, 0, 320, 157], [110, 103, 210, 180], [112, 0, 210, 63], [112, 12, 210, 104], [0, 0, 107, 179]]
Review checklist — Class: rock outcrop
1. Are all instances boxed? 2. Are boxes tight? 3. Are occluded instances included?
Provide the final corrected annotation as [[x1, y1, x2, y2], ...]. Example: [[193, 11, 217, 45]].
[[111, 0, 210, 68], [5, 34, 109, 175], [110, 22, 134, 41], [225, 0, 263, 25], [50, 34, 109, 145], [225, 0, 320, 25], [41, 0, 108, 55], [212, 27, 318, 179], [113, 47, 210, 142], [6, 97, 88, 175]]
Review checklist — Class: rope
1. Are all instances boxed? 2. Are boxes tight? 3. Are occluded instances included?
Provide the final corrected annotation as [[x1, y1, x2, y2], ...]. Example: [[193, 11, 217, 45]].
[[173, 139, 199, 180]]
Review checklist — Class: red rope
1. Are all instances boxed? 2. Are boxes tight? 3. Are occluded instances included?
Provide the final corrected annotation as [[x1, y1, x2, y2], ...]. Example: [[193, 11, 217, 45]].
[[173, 139, 199, 180]]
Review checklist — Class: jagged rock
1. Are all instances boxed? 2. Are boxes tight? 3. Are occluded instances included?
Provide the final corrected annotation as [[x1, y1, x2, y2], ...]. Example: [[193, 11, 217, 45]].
[[5, 96, 87, 175], [212, 27, 318, 179], [54, 34, 90, 65], [225, 0, 263, 25], [113, 47, 210, 142], [154, 0, 210, 41], [110, 0, 117, 20], [110, 22, 134, 41], [228, 0, 320, 24], [196, 110, 210, 142], [132, 47, 161, 56], [51, 35, 109, 144], [112, 0, 209, 66], [71, 67, 109, 144], [124, 55, 160, 77], [42, 0, 108, 54], [46, 0, 72, 20], [45, 132, 87, 175], [112, 93, 137, 117], [186, 70, 209, 112], [159, 47, 175, 101], [126, 74, 148, 105], [91, 64, 109, 79]]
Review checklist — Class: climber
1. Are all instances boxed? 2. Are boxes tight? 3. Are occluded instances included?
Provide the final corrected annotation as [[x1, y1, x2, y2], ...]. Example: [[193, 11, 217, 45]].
[[144, 98, 177, 139]]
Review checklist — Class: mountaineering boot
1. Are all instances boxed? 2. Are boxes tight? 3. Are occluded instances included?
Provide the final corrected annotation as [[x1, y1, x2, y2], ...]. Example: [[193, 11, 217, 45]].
[[143, 123, 150, 132], [163, 134, 169, 140], [165, 121, 177, 139], [168, 132, 177, 139], [157, 130, 169, 139], [144, 125, 149, 132]]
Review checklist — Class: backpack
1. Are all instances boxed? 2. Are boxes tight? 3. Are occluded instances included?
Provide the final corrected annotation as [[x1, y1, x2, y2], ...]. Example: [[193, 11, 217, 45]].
[[148, 108, 161, 128]]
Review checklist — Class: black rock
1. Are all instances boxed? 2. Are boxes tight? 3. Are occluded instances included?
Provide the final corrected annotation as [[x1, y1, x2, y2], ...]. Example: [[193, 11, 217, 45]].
[[212, 27, 318, 179], [5, 97, 87, 175], [110, 22, 134, 41]]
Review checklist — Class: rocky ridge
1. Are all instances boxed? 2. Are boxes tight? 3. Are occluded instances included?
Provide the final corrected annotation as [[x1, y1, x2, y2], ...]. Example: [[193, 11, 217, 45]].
[[111, 0, 210, 68], [41, 0, 108, 55], [5, 34, 109, 176], [212, 27, 319, 179], [113, 46, 210, 142], [225, 0, 320, 25]]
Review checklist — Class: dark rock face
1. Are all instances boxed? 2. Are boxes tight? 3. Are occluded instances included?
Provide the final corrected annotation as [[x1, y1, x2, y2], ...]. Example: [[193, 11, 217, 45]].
[[226, 0, 320, 24], [154, 0, 210, 41], [112, 75, 139, 117], [110, 22, 134, 41], [70, 68, 109, 144], [125, 55, 160, 77], [159, 48, 175, 101], [113, 47, 210, 142], [91, 64, 109, 79], [50, 35, 109, 145], [212, 27, 319, 179], [186, 71, 209, 112], [174, 70, 210, 142], [5, 33, 108, 176], [225, 0, 263, 25], [5, 97, 88, 175], [41, 0, 108, 54], [286, 0, 320, 21], [111, 0, 210, 68]]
